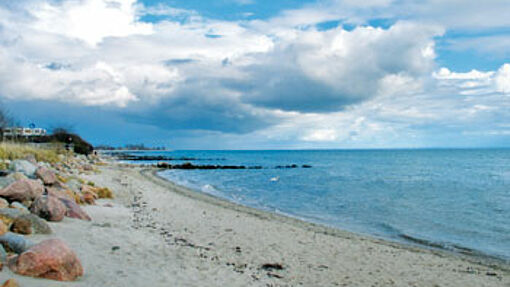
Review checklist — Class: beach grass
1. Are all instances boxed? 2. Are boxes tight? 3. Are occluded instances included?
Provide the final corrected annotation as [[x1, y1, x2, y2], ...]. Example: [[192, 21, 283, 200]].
[[0, 142, 66, 166]]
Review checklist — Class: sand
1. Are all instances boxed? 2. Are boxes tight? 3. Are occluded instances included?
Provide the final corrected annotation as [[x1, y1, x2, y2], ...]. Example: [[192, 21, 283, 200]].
[[0, 164, 508, 286]]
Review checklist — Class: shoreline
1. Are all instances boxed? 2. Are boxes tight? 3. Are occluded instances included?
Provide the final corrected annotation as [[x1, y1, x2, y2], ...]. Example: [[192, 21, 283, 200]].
[[146, 168, 510, 272], [2, 163, 508, 286]]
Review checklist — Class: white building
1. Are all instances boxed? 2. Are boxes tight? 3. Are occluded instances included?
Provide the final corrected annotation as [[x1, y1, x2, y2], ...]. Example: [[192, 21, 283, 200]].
[[2, 127, 47, 137]]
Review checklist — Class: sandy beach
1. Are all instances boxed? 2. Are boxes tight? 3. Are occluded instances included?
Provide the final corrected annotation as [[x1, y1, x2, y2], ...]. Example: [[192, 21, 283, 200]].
[[1, 163, 508, 286]]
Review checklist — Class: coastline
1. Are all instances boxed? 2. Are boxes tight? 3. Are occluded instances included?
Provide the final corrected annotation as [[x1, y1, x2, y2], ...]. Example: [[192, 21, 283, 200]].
[[146, 168, 510, 270], [2, 163, 508, 286]]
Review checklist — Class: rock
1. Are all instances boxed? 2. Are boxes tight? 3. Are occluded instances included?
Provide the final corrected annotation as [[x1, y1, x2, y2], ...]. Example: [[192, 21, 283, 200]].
[[59, 198, 91, 221], [9, 202, 29, 213], [10, 217, 32, 235], [82, 164, 94, 171], [65, 179, 82, 194], [0, 179, 44, 202], [18, 214, 51, 235], [81, 185, 98, 199], [0, 232, 34, 254], [0, 245, 6, 263], [29, 195, 66, 222], [81, 193, 95, 205], [24, 154, 37, 165], [261, 263, 284, 271], [1, 279, 19, 287], [0, 209, 51, 234], [35, 167, 58, 185], [0, 221, 7, 236], [45, 187, 75, 201], [0, 177, 15, 189], [0, 198, 9, 209], [8, 239, 84, 281], [0, 208, 25, 226], [9, 160, 38, 178], [7, 173, 27, 181]]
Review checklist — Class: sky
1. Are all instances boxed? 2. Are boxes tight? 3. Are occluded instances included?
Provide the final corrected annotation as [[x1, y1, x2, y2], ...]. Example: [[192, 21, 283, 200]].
[[0, 0, 509, 149]]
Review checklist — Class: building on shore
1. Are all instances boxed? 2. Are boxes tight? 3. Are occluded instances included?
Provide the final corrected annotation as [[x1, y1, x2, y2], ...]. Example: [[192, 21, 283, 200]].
[[1, 127, 47, 140]]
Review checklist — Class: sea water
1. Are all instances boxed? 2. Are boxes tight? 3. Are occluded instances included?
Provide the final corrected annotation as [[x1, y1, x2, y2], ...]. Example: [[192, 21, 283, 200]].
[[127, 149, 510, 261]]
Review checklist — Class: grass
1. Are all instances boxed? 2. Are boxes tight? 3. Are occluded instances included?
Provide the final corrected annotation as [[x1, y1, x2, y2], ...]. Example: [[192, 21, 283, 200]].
[[0, 142, 67, 165], [95, 187, 114, 199]]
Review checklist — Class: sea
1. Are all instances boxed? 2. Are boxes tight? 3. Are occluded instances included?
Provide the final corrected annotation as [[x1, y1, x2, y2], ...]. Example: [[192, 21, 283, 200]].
[[121, 149, 510, 262]]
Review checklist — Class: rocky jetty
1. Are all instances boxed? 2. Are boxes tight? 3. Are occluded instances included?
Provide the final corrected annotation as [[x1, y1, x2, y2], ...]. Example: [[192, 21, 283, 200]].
[[0, 147, 113, 282], [111, 153, 226, 162], [156, 162, 312, 170]]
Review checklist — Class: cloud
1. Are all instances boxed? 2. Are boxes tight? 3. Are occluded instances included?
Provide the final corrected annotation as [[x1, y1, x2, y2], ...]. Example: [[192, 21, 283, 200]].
[[495, 64, 510, 93], [240, 22, 442, 112], [30, 0, 152, 46], [0, 0, 444, 131], [0, 0, 508, 147]]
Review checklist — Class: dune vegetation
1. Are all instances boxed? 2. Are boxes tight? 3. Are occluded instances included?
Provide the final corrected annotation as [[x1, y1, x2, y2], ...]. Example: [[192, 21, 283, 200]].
[[0, 142, 67, 167]]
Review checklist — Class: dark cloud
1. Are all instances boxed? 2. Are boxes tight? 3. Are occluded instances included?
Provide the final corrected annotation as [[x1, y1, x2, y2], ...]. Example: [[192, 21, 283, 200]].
[[122, 79, 278, 133]]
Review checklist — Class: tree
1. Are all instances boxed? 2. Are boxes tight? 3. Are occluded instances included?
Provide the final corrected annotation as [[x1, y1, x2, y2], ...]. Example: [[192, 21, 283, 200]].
[[0, 105, 10, 129], [50, 128, 94, 155], [0, 104, 12, 141]]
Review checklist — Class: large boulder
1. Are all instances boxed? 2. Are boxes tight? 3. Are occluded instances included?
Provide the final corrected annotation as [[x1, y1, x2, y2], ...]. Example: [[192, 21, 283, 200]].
[[8, 239, 84, 281], [45, 187, 75, 202], [9, 160, 38, 178], [0, 208, 25, 227], [0, 179, 44, 202], [29, 195, 66, 222], [18, 214, 51, 234], [0, 209, 51, 234], [9, 202, 29, 213], [0, 232, 34, 254], [0, 177, 15, 190], [7, 173, 27, 181], [59, 198, 91, 221], [10, 217, 32, 235], [35, 167, 57, 185]]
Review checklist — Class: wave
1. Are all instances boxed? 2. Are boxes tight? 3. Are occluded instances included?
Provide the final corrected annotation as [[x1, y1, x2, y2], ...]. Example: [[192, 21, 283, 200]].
[[397, 233, 489, 258]]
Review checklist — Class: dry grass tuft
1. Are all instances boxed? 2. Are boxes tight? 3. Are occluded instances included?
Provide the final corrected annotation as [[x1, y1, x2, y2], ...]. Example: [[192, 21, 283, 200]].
[[95, 187, 114, 199]]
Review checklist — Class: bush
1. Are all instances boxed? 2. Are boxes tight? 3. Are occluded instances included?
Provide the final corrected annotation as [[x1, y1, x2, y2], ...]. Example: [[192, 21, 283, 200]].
[[33, 129, 94, 155]]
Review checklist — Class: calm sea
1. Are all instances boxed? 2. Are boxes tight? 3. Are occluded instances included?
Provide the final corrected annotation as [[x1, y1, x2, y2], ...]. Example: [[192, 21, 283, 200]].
[[125, 149, 510, 261]]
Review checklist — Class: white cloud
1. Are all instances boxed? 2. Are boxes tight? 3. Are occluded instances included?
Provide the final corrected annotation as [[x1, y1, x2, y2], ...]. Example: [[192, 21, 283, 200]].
[[495, 64, 510, 94], [31, 0, 153, 46], [241, 22, 443, 112], [0, 0, 508, 146]]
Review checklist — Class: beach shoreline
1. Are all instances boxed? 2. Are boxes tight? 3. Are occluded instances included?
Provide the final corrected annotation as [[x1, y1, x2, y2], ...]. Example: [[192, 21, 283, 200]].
[[2, 163, 508, 286], [146, 168, 510, 271]]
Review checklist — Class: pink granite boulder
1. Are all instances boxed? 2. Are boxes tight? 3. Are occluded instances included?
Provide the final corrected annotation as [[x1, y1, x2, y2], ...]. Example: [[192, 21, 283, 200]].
[[35, 167, 57, 186], [8, 239, 83, 281], [59, 198, 91, 221], [0, 179, 44, 202], [29, 196, 66, 222]]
